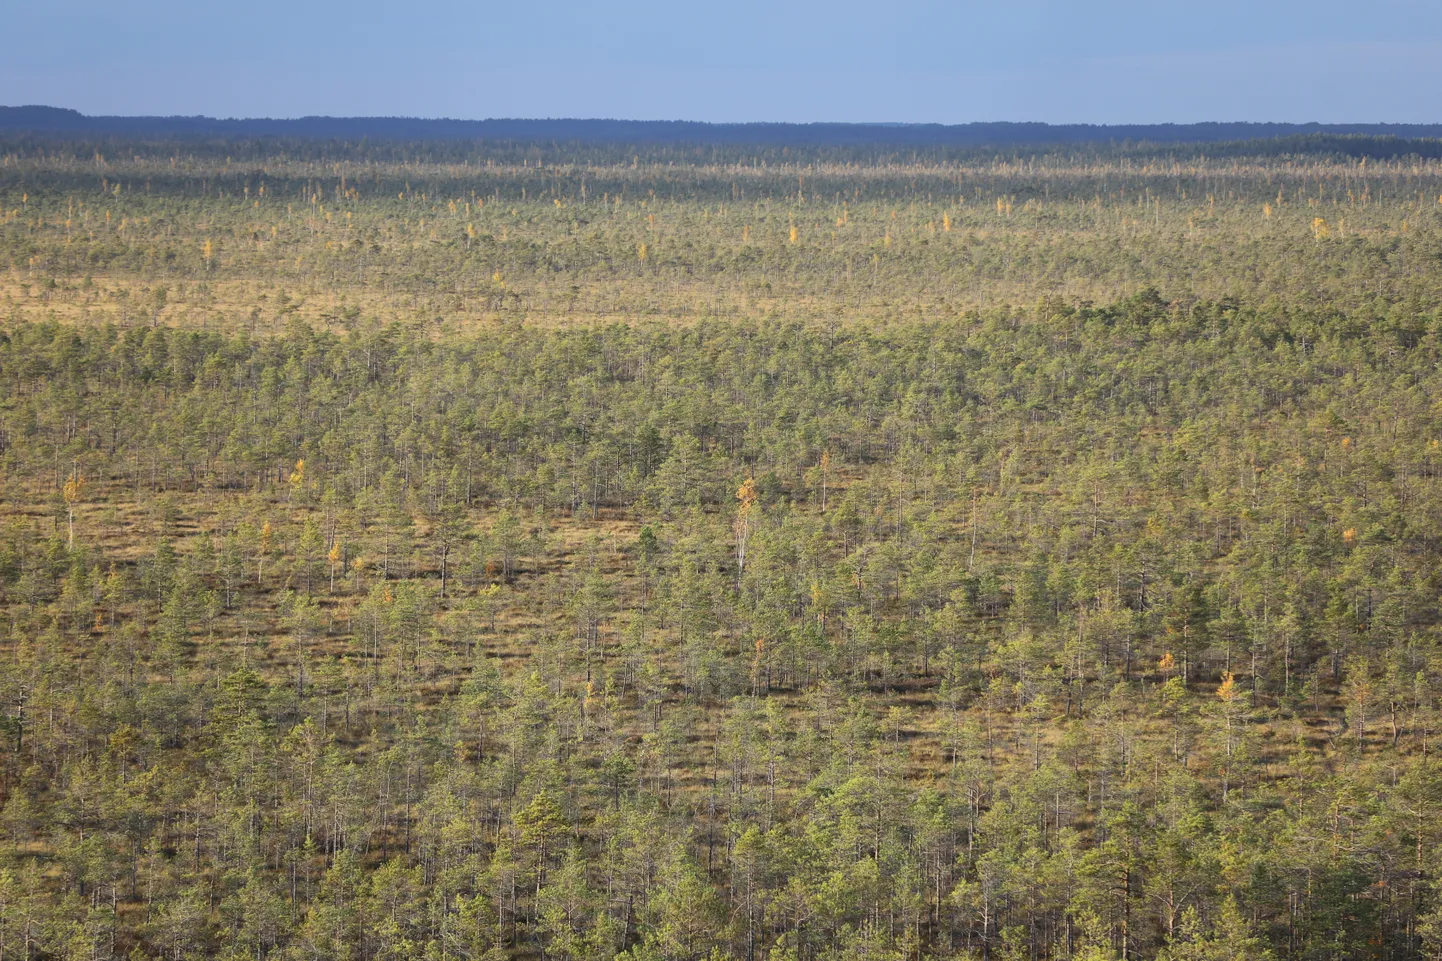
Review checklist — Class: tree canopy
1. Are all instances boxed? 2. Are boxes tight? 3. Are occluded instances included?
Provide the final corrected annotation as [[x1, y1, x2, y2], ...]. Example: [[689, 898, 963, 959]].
[[2, 135, 1442, 961]]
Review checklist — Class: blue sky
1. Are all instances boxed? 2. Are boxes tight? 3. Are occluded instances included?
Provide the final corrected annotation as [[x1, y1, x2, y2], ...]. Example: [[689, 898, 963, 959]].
[[7, 0, 1442, 122]]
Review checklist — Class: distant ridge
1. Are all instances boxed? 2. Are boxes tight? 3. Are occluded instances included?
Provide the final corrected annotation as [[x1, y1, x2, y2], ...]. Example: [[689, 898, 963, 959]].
[[4, 105, 1442, 146]]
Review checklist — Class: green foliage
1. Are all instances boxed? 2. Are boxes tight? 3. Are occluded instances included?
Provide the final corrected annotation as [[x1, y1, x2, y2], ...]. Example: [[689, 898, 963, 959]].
[[3, 136, 1442, 961]]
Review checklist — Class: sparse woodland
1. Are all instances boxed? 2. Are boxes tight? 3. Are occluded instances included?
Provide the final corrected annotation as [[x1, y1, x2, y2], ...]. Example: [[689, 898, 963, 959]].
[[4, 136, 1442, 961]]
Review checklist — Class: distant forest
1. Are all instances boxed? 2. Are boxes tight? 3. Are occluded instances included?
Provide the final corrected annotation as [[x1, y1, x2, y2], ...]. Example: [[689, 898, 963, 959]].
[[6, 104, 1442, 152]]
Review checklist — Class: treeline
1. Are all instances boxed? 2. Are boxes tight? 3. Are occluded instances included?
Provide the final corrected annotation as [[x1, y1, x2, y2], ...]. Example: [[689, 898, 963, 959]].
[[8, 105, 1442, 150], [3, 295, 1442, 960]]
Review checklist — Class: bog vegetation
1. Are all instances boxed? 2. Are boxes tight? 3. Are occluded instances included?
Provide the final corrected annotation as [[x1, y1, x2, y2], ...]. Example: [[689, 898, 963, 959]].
[[4, 135, 1442, 961]]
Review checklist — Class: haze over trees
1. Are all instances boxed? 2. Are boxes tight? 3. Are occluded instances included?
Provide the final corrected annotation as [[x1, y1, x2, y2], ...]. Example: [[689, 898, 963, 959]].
[[8, 106, 1442, 145], [4, 130, 1442, 961]]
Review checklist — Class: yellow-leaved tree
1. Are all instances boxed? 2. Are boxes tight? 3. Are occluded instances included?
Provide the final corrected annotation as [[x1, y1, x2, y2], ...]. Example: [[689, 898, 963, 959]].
[[62, 470, 85, 549], [1214, 672, 1250, 801], [288, 458, 306, 502]]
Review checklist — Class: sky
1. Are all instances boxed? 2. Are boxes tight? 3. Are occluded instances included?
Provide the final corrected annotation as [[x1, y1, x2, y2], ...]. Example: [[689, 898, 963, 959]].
[[6, 0, 1442, 123]]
